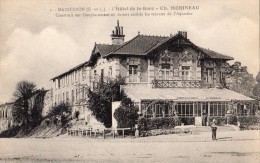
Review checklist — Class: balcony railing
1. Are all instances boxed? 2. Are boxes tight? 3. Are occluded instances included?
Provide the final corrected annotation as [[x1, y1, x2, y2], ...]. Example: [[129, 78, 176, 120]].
[[152, 80, 202, 88]]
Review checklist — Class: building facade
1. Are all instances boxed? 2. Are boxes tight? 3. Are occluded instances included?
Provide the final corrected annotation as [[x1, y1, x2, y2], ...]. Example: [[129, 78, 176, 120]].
[[0, 103, 13, 131], [51, 21, 255, 126]]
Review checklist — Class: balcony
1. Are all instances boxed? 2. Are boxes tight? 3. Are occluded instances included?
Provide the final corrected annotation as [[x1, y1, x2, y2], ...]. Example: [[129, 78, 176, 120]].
[[152, 80, 202, 88]]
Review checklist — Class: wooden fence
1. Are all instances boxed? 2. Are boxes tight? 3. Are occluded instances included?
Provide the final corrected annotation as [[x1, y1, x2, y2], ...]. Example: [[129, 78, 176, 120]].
[[67, 127, 131, 139]]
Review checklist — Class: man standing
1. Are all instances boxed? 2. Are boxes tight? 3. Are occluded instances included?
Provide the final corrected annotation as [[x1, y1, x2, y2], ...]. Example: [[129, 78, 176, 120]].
[[211, 119, 217, 140]]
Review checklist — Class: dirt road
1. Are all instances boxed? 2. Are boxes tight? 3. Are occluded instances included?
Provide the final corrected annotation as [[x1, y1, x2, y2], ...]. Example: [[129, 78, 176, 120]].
[[0, 130, 259, 162]]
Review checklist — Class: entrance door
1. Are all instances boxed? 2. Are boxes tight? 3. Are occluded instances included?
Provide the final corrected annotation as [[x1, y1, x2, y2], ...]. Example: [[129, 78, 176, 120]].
[[202, 102, 209, 126], [195, 102, 209, 126]]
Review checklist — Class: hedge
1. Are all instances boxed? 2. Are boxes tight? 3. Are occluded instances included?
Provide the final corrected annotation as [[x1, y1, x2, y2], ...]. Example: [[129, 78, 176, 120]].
[[180, 117, 195, 125], [137, 117, 181, 132], [238, 116, 260, 126], [209, 117, 227, 126]]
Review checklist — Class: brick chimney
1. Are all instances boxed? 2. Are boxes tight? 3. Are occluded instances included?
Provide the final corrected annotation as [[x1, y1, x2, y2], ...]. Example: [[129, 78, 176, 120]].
[[111, 20, 125, 45]]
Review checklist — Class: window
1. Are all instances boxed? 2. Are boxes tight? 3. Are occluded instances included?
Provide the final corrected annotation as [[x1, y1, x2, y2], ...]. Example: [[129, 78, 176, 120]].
[[72, 90, 74, 103], [209, 102, 227, 117], [55, 95, 57, 105], [71, 73, 74, 83], [82, 67, 86, 80], [75, 71, 78, 82], [66, 91, 69, 102], [194, 102, 202, 117], [76, 89, 78, 101], [58, 79, 60, 89], [181, 66, 190, 80], [101, 69, 104, 80], [129, 65, 138, 82], [58, 94, 60, 104], [161, 64, 170, 80], [176, 102, 193, 117], [82, 88, 84, 99], [206, 68, 214, 83], [109, 66, 112, 77]]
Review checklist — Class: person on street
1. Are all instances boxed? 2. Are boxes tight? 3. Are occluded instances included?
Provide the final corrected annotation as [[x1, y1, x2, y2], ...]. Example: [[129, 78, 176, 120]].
[[211, 119, 217, 140]]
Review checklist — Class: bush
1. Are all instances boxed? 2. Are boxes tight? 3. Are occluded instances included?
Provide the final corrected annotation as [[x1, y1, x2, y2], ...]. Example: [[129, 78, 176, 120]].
[[137, 117, 181, 132], [238, 116, 259, 125], [209, 117, 227, 126], [114, 105, 139, 135], [88, 77, 125, 128], [46, 103, 71, 126], [226, 114, 237, 125], [180, 117, 195, 125]]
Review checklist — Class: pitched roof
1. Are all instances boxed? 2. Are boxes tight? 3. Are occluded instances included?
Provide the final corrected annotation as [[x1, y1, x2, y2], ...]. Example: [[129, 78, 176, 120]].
[[51, 61, 88, 80], [103, 34, 233, 61], [96, 44, 120, 57], [122, 84, 254, 102], [106, 35, 168, 56], [199, 47, 234, 60]]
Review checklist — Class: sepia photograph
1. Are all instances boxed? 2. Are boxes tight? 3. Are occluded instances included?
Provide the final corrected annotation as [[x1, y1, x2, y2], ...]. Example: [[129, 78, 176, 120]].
[[0, 0, 259, 162]]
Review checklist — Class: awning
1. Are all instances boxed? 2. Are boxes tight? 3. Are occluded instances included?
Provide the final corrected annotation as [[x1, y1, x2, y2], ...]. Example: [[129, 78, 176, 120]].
[[121, 84, 255, 102]]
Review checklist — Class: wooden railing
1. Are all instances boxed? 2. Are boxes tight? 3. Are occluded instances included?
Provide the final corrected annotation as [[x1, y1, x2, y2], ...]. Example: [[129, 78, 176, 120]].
[[67, 127, 131, 139], [152, 80, 202, 88]]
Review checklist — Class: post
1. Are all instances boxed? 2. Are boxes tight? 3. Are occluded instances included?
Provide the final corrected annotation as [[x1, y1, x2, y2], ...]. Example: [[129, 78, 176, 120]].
[[122, 129, 125, 138], [103, 129, 105, 139], [113, 129, 115, 138]]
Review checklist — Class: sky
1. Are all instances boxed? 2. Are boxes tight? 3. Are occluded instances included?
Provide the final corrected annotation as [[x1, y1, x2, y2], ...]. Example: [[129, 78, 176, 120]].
[[0, 0, 259, 104]]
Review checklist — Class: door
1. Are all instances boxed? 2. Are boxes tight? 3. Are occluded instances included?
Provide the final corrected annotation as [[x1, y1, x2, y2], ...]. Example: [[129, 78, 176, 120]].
[[181, 66, 190, 80], [129, 65, 138, 82], [206, 68, 214, 83], [162, 69, 170, 80]]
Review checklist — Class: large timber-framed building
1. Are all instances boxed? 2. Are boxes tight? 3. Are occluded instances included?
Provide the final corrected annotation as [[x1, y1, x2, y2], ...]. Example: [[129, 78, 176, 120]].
[[51, 21, 255, 126]]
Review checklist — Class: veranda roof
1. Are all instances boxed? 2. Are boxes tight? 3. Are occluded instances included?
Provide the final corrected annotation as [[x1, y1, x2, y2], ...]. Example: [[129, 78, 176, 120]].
[[121, 84, 254, 102]]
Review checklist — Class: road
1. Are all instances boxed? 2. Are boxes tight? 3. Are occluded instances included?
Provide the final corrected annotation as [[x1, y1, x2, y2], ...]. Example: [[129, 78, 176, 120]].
[[0, 130, 259, 162]]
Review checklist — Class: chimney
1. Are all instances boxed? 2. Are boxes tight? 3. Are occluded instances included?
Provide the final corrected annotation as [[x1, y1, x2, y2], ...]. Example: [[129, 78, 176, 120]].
[[178, 31, 187, 39], [111, 20, 125, 45]]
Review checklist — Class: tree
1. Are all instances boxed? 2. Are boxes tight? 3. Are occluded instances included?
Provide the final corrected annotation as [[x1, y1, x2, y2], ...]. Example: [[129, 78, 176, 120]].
[[253, 72, 260, 99], [12, 81, 36, 126], [224, 62, 256, 97], [12, 81, 45, 127], [87, 76, 125, 128]]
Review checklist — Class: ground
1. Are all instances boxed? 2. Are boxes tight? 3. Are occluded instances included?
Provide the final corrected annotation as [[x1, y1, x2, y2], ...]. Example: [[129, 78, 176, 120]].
[[0, 130, 259, 162]]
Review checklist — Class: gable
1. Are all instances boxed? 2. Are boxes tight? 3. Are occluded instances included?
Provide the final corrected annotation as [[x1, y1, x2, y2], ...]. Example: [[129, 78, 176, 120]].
[[146, 33, 233, 61]]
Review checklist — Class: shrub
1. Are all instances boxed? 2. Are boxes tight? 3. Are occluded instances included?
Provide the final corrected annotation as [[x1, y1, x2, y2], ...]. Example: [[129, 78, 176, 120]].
[[114, 105, 139, 135], [238, 116, 260, 126], [226, 114, 237, 125], [209, 117, 227, 126], [88, 77, 125, 128], [46, 103, 71, 126], [180, 117, 195, 125], [137, 117, 181, 132]]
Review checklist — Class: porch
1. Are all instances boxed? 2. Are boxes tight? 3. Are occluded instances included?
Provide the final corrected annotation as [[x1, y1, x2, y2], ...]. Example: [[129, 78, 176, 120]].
[[121, 84, 256, 126]]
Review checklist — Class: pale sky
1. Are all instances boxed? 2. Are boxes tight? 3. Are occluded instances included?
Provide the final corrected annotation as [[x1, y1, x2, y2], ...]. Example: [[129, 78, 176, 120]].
[[0, 0, 259, 104]]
